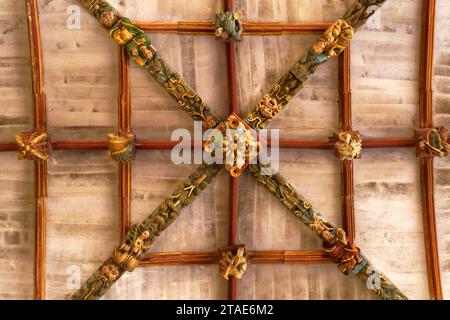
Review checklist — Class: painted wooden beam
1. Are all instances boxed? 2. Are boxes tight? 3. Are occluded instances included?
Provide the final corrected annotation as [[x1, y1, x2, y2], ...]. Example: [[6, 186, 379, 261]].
[[25, 0, 47, 300], [418, 0, 443, 301]]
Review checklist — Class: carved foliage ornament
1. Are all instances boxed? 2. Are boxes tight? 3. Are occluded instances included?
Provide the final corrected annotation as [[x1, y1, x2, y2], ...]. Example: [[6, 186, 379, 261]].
[[415, 126, 450, 158], [16, 132, 52, 161], [84, 0, 219, 128], [246, 19, 354, 130], [335, 131, 363, 161], [108, 132, 135, 163], [215, 11, 244, 41], [219, 245, 248, 280]]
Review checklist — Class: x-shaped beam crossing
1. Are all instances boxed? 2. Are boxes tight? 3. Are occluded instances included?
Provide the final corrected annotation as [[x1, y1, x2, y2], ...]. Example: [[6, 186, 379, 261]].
[[72, 0, 407, 300]]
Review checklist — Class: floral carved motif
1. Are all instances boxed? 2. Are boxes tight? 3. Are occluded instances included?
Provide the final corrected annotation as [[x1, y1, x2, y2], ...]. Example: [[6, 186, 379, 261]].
[[15, 132, 52, 161]]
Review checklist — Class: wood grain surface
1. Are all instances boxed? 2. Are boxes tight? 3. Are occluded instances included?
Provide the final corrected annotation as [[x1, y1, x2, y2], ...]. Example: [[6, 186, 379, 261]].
[[0, 0, 448, 300]]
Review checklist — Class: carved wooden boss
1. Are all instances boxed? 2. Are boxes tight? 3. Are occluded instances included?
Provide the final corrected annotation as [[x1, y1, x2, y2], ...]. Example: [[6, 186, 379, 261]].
[[16, 0, 448, 300]]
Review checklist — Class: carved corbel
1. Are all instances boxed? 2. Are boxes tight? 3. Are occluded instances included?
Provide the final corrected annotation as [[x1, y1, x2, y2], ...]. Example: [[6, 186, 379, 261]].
[[215, 11, 244, 41], [415, 127, 450, 158], [323, 228, 362, 275], [333, 131, 362, 161], [15, 131, 52, 161], [218, 244, 248, 280], [108, 132, 135, 163]]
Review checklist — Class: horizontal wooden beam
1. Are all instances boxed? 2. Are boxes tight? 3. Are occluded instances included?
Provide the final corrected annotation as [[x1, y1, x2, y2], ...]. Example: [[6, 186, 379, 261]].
[[139, 250, 332, 267], [0, 138, 419, 153], [134, 21, 331, 35]]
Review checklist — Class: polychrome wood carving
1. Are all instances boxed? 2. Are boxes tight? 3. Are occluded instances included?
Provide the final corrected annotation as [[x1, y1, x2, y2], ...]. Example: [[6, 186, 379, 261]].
[[15, 132, 52, 161], [68, 0, 412, 301]]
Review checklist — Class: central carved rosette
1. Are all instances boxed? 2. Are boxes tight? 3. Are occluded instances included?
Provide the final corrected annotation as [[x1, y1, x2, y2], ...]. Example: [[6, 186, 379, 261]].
[[204, 114, 261, 177]]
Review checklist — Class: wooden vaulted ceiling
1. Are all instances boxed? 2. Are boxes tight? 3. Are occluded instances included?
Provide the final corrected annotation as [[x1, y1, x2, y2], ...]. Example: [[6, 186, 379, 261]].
[[0, 0, 449, 300]]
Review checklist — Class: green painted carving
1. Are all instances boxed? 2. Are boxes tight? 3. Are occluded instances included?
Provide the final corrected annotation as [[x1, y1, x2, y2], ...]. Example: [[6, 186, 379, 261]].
[[215, 11, 244, 41], [77, 0, 220, 129], [343, 0, 387, 30], [71, 164, 222, 300], [247, 163, 408, 300], [245, 19, 354, 130]]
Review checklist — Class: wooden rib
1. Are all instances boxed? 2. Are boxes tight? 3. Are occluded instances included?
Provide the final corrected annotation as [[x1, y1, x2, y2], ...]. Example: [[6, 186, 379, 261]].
[[338, 47, 355, 242], [0, 142, 18, 152], [37, 138, 417, 152], [225, 0, 238, 301], [134, 21, 331, 35], [139, 250, 332, 266], [418, 0, 442, 300], [118, 46, 132, 242], [26, 0, 46, 300]]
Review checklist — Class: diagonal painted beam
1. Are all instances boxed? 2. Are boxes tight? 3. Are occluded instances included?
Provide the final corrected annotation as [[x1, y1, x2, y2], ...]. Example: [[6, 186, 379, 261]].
[[247, 163, 407, 300], [245, 0, 387, 130], [71, 164, 222, 300], [77, 0, 221, 129]]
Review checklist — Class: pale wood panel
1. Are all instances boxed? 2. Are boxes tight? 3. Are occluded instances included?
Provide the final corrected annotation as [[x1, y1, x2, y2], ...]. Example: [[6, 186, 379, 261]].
[[131, 34, 229, 140], [39, 0, 118, 141], [46, 151, 119, 299], [433, 0, 450, 300], [351, 0, 421, 138], [238, 264, 373, 300], [236, 0, 353, 23], [236, 35, 339, 140], [239, 149, 341, 251], [132, 151, 229, 253], [105, 266, 227, 300], [0, 153, 34, 299], [354, 149, 428, 299], [0, 0, 33, 142], [120, 0, 219, 22]]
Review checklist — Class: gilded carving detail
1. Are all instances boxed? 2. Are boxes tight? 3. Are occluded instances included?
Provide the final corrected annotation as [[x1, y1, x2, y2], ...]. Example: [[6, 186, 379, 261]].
[[108, 132, 135, 163], [72, 164, 221, 300], [416, 127, 449, 158], [215, 11, 244, 41], [16, 132, 52, 161], [311, 19, 354, 58], [219, 245, 248, 280], [246, 20, 353, 130], [323, 228, 362, 274], [335, 131, 363, 160], [247, 163, 407, 300], [80, 0, 220, 129]]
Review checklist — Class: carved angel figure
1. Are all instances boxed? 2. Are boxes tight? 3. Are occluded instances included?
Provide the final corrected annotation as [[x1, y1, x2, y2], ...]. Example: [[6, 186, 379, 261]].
[[112, 227, 151, 272], [219, 246, 248, 280]]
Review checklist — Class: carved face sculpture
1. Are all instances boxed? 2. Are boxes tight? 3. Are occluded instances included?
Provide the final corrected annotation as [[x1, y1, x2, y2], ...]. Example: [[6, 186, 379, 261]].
[[139, 46, 154, 60], [258, 96, 278, 119], [100, 11, 118, 28], [311, 40, 326, 55], [100, 264, 119, 283]]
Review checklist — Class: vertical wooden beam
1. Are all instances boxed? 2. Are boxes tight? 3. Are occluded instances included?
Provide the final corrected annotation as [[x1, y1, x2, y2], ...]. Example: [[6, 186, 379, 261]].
[[224, 0, 238, 301], [418, 0, 442, 300], [118, 47, 132, 242], [338, 47, 355, 242], [25, 0, 47, 300]]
